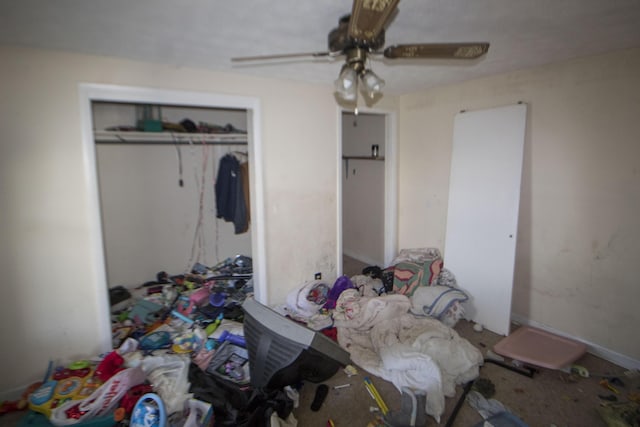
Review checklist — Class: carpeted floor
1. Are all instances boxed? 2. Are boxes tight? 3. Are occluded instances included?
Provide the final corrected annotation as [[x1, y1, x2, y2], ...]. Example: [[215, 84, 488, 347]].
[[293, 318, 637, 427], [292, 255, 638, 427], [2, 256, 636, 426]]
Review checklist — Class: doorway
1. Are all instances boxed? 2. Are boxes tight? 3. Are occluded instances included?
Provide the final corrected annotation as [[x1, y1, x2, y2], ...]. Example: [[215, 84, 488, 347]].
[[339, 109, 397, 276], [79, 84, 266, 352]]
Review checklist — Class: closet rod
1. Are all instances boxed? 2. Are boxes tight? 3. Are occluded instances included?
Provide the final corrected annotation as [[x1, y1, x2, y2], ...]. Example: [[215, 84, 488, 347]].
[[93, 130, 247, 145], [95, 140, 248, 146]]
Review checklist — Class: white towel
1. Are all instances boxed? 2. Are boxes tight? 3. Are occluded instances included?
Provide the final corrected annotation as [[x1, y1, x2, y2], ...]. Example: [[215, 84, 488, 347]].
[[410, 285, 468, 320]]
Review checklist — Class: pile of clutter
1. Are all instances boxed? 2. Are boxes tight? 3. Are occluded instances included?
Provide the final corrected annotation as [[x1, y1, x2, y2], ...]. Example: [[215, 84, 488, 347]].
[[109, 255, 253, 351], [278, 247, 469, 330], [274, 247, 480, 424], [13, 254, 293, 427]]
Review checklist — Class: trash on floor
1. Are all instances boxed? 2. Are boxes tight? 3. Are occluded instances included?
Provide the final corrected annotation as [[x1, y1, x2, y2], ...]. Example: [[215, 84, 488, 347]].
[[15, 254, 301, 426], [597, 400, 640, 427]]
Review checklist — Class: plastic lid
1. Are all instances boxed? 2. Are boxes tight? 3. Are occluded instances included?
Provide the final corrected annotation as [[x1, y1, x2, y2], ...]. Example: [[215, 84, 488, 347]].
[[209, 292, 226, 307]]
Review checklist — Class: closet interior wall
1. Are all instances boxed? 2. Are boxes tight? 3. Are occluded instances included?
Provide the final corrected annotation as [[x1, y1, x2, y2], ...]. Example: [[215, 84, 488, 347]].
[[92, 102, 252, 289]]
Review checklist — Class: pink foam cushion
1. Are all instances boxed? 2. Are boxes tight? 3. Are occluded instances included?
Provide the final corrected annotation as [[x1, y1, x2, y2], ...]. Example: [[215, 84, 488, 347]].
[[493, 326, 587, 370]]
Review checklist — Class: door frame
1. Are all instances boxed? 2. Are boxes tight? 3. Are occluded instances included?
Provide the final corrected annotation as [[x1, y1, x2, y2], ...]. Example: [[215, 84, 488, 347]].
[[79, 83, 266, 352], [337, 107, 398, 275]]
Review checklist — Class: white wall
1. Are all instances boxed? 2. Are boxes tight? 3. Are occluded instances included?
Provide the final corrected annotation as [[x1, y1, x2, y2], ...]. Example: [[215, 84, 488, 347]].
[[398, 47, 640, 366], [97, 143, 252, 287], [342, 112, 386, 266], [0, 45, 380, 396]]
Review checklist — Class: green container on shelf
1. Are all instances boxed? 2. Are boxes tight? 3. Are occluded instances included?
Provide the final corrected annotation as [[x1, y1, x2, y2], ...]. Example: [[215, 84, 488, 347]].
[[136, 104, 163, 132]]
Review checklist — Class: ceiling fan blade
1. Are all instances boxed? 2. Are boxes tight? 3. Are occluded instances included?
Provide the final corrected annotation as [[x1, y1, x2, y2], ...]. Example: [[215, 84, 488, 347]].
[[348, 0, 400, 45], [383, 43, 490, 59], [231, 51, 338, 62]]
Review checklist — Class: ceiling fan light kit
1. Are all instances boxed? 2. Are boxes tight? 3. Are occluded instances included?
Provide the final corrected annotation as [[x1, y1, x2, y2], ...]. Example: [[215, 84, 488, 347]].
[[232, 0, 490, 106], [334, 66, 385, 104], [334, 46, 386, 103], [334, 65, 359, 102], [360, 69, 385, 99]]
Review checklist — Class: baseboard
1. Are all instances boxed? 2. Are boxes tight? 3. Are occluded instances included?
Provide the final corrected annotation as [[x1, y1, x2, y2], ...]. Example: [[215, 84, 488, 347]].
[[0, 384, 28, 402], [511, 313, 640, 371]]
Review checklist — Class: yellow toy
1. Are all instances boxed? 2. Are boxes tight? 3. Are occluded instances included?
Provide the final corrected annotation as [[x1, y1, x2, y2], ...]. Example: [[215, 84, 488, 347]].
[[29, 360, 103, 418]]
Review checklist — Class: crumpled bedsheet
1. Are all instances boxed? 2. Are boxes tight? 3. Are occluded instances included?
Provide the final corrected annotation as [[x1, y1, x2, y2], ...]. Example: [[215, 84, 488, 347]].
[[336, 293, 483, 422]]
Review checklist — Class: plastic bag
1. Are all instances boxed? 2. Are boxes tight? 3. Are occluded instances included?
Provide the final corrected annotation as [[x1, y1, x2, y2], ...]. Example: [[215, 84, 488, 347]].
[[142, 354, 192, 415], [50, 366, 146, 426]]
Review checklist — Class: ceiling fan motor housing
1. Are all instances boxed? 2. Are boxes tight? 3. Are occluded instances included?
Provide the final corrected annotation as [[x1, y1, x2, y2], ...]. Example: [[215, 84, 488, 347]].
[[345, 48, 367, 74], [329, 15, 385, 53]]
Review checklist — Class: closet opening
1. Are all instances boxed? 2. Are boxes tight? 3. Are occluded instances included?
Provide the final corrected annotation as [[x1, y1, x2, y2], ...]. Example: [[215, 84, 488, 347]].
[[338, 108, 398, 277], [79, 84, 265, 353]]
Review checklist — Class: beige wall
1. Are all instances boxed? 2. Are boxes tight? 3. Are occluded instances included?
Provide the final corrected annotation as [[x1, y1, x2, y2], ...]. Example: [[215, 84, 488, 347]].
[[0, 45, 358, 395], [2, 42, 638, 397], [398, 47, 640, 365]]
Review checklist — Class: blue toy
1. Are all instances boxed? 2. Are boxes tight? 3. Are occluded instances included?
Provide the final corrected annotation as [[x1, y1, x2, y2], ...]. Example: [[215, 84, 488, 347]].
[[130, 393, 166, 427]]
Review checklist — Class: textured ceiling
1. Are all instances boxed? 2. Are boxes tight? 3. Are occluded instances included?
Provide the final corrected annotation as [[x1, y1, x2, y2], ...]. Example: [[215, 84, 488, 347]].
[[2, 0, 640, 95]]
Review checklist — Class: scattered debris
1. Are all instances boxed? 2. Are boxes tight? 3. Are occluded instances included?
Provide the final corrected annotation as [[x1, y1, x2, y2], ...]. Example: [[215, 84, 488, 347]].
[[472, 378, 496, 398], [466, 390, 511, 420], [558, 372, 581, 383], [344, 365, 359, 377], [600, 379, 621, 394], [609, 377, 627, 388], [486, 349, 505, 362], [599, 394, 619, 402], [597, 401, 640, 427], [571, 364, 590, 378]]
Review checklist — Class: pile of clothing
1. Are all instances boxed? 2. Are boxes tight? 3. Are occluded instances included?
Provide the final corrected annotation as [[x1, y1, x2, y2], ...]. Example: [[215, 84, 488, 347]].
[[277, 248, 482, 423]]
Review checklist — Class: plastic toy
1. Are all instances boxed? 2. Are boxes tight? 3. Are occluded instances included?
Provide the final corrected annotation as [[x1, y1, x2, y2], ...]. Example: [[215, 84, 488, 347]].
[[130, 393, 166, 427], [29, 361, 103, 418], [189, 287, 211, 306], [209, 292, 226, 307], [176, 295, 196, 316], [139, 331, 172, 351], [128, 299, 164, 324], [218, 330, 246, 347], [172, 331, 205, 354], [204, 313, 224, 336]]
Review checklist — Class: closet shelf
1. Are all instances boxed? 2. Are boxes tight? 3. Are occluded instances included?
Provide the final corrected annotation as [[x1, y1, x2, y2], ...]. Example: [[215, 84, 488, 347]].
[[94, 130, 248, 145], [342, 155, 385, 161]]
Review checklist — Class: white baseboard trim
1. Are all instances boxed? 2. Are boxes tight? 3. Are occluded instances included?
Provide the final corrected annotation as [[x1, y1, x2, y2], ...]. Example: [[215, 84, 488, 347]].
[[0, 384, 28, 402], [511, 313, 640, 371]]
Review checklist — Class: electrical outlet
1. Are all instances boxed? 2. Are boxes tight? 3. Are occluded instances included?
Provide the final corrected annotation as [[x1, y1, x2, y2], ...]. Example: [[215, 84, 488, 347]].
[[315, 272, 322, 280]]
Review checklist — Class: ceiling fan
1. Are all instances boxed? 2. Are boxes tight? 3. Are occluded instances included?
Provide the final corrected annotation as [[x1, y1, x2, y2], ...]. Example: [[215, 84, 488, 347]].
[[232, 0, 489, 105]]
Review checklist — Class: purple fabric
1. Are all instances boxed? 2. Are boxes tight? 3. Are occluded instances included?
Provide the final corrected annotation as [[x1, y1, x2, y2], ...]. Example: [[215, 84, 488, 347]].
[[323, 276, 355, 309]]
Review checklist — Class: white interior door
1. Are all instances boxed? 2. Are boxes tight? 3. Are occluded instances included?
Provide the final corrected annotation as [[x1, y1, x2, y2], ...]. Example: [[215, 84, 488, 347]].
[[444, 103, 527, 336]]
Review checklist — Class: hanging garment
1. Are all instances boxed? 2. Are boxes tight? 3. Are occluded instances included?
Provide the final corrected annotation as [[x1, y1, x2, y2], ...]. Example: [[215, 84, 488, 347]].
[[215, 154, 248, 234], [240, 161, 251, 227]]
